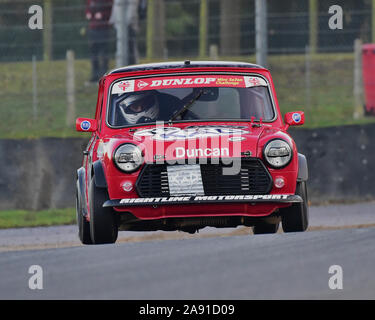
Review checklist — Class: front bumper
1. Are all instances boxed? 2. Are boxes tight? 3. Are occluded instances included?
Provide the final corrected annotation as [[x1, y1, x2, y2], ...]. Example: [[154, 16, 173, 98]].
[[104, 194, 302, 207]]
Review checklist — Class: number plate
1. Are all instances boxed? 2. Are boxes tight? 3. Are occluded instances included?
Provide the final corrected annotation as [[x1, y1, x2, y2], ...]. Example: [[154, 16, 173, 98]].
[[167, 165, 204, 196]]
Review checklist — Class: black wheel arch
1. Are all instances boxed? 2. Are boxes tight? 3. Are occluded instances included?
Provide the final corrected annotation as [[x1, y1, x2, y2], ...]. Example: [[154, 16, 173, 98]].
[[297, 153, 308, 182], [92, 160, 108, 188]]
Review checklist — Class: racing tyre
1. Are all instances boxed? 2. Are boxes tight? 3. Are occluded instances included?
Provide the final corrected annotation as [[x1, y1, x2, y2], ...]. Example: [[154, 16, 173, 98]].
[[89, 177, 118, 244], [280, 181, 309, 232], [252, 221, 279, 234], [76, 182, 92, 245]]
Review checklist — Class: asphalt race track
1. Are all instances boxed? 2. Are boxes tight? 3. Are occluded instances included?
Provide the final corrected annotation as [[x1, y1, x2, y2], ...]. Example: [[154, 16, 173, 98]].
[[0, 202, 374, 300]]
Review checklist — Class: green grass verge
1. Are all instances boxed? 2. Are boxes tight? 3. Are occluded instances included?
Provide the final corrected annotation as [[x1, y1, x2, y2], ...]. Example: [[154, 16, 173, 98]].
[[0, 59, 101, 139], [0, 208, 76, 229], [268, 53, 375, 128], [1, 53, 375, 139]]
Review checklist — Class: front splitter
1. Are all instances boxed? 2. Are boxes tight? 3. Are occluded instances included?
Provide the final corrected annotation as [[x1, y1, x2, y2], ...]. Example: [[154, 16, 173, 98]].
[[103, 194, 302, 207]]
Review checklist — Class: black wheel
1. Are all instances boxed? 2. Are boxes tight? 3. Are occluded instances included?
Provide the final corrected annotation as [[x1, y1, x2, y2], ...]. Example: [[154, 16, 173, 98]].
[[280, 181, 309, 232], [89, 177, 118, 244], [76, 182, 92, 245], [252, 221, 279, 234]]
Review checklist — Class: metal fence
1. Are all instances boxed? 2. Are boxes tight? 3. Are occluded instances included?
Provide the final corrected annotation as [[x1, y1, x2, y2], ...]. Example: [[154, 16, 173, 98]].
[[0, 0, 373, 138], [1, 0, 372, 61]]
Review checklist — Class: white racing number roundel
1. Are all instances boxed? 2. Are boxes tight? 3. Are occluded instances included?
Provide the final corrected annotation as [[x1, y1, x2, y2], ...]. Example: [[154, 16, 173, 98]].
[[292, 113, 301, 123], [80, 120, 91, 131]]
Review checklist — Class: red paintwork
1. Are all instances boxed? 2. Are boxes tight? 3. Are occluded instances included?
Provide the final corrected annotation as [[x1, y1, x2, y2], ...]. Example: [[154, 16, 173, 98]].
[[77, 62, 303, 222], [362, 44, 375, 115]]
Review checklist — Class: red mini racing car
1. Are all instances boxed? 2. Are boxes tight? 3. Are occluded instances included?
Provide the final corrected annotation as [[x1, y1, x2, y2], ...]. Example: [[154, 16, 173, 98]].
[[75, 61, 309, 244]]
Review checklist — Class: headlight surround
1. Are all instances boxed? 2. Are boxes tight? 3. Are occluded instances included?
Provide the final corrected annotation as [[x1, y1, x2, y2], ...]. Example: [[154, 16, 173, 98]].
[[113, 143, 143, 173], [263, 139, 292, 168]]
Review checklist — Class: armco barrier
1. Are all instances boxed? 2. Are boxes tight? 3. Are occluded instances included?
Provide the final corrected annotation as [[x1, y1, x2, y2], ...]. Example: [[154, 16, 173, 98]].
[[0, 124, 374, 210], [0, 138, 87, 210], [289, 123, 375, 203]]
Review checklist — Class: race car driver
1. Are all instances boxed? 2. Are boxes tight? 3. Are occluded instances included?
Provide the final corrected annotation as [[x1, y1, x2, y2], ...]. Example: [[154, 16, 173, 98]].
[[118, 91, 185, 125]]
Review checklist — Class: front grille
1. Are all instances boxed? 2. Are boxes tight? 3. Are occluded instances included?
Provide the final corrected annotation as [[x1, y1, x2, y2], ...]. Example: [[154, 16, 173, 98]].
[[136, 159, 273, 198]]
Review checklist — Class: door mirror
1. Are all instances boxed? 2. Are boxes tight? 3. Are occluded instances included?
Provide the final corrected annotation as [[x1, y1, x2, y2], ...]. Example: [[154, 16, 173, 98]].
[[76, 118, 97, 132], [284, 111, 304, 130]]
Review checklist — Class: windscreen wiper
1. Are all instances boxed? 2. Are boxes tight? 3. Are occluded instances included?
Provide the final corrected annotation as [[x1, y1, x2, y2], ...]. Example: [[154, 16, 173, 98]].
[[168, 89, 204, 124]]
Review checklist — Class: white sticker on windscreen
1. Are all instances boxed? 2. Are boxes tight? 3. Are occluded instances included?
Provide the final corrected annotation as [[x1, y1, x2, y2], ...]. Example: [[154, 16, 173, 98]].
[[112, 80, 135, 94], [244, 76, 268, 87]]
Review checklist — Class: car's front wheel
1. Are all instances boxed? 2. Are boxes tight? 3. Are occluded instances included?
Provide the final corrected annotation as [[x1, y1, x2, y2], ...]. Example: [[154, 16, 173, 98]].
[[89, 177, 118, 244], [280, 181, 309, 232]]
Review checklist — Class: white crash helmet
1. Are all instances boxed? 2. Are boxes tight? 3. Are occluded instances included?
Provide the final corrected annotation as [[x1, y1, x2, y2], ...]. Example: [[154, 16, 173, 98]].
[[119, 92, 159, 124]]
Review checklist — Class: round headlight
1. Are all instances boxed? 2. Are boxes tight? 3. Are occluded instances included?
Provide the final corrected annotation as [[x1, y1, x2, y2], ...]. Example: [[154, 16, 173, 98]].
[[114, 144, 143, 173], [263, 139, 292, 168]]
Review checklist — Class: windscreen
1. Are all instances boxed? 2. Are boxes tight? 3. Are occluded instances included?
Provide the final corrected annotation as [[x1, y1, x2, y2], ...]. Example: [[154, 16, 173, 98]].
[[107, 75, 275, 127]]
